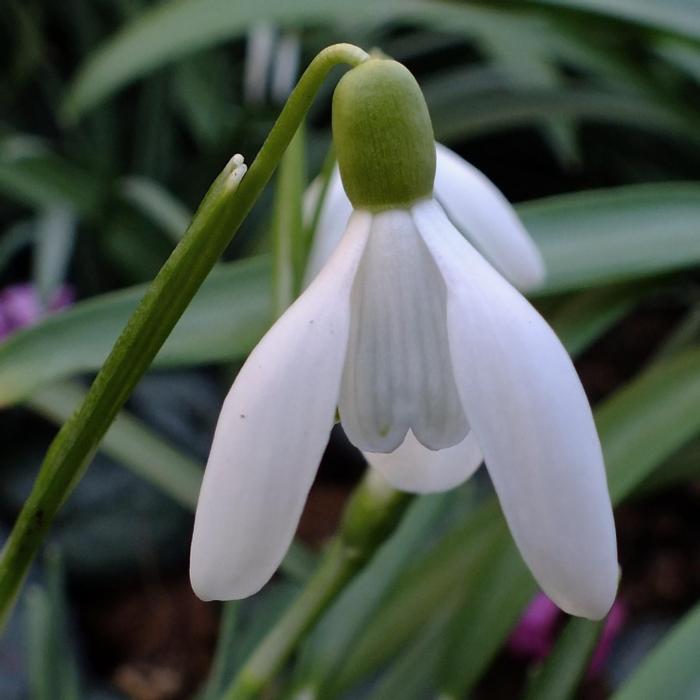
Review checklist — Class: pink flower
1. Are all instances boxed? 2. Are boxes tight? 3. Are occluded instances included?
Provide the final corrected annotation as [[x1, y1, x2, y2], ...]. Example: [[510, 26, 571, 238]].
[[0, 284, 74, 340], [509, 594, 561, 659], [509, 593, 627, 678], [588, 598, 627, 677]]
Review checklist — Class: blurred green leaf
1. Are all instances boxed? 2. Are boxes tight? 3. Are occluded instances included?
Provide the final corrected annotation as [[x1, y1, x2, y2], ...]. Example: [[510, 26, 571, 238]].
[[611, 601, 700, 700], [326, 502, 504, 695], [650, 302, 700, 362], [365, 602, 456, 700], [599, 348, 700, 503], [32, 207, 76, 306], [432, 86, 689, 143], [639, 436, 700, 492], [63, 0, 552, 119], [0, 144, 102, 215], [63, 0, 375, 118], [196, 602, 239, 700], [545, 283, 651, 357], [0, 257, 271, 406], [27, 380, 202, 509], [119, 176, 192, 242], [522, 183, 700, 294], [25, 552, 80, 700], [529, 0, 700, 41], [172, 52, 239, 147], [657, 39, 700, 82], [523, 616, 603, 700], [292, 492, 456, 695], [437, 535, 533, 698]]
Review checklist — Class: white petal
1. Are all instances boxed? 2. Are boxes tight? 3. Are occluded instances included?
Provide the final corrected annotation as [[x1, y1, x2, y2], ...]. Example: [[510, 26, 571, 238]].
[[365, 430, 482, 494], [303, 166, 354, 287], [190, 212, 371, 601], [434, 143, 546, 292], [414, 200, 617, 619], [338, 209, 468, 453]]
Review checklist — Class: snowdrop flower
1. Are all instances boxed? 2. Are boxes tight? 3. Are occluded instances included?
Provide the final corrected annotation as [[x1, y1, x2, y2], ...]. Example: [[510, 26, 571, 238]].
[[191, 58, 618, 619]]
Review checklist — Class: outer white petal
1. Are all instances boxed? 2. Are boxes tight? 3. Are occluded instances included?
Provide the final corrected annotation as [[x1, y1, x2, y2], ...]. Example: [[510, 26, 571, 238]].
[[365, 430, 482, 494], [303, 167, 354, 286], [414, 200, 617, 619], [190, 212, 371, 601], [434, 143, 546, 292]]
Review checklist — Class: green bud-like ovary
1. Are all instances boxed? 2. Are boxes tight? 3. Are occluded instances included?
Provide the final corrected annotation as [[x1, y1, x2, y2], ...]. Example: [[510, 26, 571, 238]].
[[332, 59, 436, 210]]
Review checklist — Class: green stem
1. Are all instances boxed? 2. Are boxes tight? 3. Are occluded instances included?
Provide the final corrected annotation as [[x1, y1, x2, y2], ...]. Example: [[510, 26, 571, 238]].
[[0, 42, 368, 629], [224, 472, 411, 700]]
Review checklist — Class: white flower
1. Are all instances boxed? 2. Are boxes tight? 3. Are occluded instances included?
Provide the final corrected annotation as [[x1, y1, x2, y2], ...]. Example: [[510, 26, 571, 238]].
[[190, 158, 618, 619]]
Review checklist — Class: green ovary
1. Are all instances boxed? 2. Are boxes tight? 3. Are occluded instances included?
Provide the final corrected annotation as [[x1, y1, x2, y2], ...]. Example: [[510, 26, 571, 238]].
[[332, 59, 436, 211]]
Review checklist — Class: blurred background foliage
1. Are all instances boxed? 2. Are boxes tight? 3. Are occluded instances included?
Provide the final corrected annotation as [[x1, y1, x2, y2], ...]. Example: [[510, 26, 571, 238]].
[[1, 0, 700, 698]]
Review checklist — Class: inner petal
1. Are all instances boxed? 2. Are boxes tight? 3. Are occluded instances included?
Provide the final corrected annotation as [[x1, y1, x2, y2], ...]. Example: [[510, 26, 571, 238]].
[[338, 208, 468, 453]]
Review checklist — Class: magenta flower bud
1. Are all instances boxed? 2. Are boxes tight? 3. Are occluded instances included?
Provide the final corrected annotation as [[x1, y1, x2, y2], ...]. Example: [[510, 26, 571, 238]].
[[0, 283, 74, 341]]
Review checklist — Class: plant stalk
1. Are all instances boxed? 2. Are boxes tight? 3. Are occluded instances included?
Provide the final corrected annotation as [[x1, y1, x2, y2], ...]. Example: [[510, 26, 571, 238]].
[[0, 43, 368, 629], [223, 471, 411, 700]]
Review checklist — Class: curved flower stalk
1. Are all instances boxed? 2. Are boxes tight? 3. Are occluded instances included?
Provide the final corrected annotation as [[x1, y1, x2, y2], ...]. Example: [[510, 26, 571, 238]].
[[191, 58, 618, 620]]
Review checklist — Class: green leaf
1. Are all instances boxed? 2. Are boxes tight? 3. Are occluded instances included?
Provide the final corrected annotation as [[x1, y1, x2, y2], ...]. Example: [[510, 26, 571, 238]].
[[523, 616, 604, 700], [650, 302, 700, 362], [432, 86, 690, 144], [63, 0, 369, 119], [326, 502, 504, 696], [437, 537, 534, 698], [599, 348, 700, 503], [545, 283, 651, 357], [196, 602, 239, 700], [657, 39, 700, 82], [32, 207, 76, 306], [292, 492, 455, 695], [611, 601, 700, 700], [0, 143, 102, 215], [529, 0, 700, 41], [63, 0, 553, 119], [522, 183, 700, 294], [639, 436, 700, 492], [25, 551, 81, 700], [26, 380, 203, 510], [365, 603, 457, 700], [0, 257, 272, 406], [119, 176, 192, 242]]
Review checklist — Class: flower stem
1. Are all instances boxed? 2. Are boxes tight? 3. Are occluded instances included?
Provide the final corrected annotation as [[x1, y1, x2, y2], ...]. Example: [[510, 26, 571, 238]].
[[223, 472, 411, 700], [0, 43, 368, 629]]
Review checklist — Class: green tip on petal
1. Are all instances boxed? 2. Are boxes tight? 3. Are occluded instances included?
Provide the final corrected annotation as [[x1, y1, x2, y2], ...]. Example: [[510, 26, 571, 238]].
[[332, 59, 436, 211]]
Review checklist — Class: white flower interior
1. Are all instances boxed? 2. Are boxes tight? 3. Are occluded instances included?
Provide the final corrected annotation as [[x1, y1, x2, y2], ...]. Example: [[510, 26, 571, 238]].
[[338, 209, 468, 453]]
